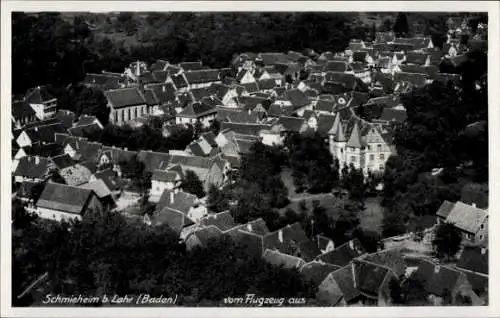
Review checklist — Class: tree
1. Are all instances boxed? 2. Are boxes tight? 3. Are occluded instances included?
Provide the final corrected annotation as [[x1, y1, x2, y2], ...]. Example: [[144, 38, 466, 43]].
[[393, 13, 410, 37], [182, 170, 206, 198], [432, 222, 462, 260], [209, 119, 221, 136], [207, 184, 229, 213]]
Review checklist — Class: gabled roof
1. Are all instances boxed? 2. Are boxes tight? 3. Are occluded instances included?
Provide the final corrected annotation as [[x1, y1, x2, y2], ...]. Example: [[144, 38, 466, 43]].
[[301, 261, 341, 286], [200, 211, 236, 231], [14, 155, 52, 178], [456, 246, 488, 275], [220, 122, 271, 137], [80, 179, 112, 199], [190, 87, 212, 102], [104, 87, 146, 109], [277, 116, 305, 132], [12, 100, 36, 119], [190, 225, 223, 247], [394, 72, 429, 88], [324, 60, 349, 72], [316, 238, 365, 266], [170, 74, 188, 89], [263, 249, 306, 269], [150, 207, 192, 234], [379, 108, 407, 123], [353, 259, 393, 298], [184, 69, 220, 85], [436, 200, 456, 219], [50, 154, 75, 170], [360, 248, 406, 277], [400, 64, 439, 76], [69, 123, 102, 137], [410, 259, 464, 297], [406, 52, 429, 65], [177, 101, 217, 118], [55, 110, 77, 130], [156, 189, 197, 215], [179, 61, 203, 71], [22, 123, 67, 144], [445, 201, 488, 234], [259, 52, 289, 65], [37, 182, 95, 215], [152, 169, 180, 183], [328, 264, 361, 303], [25, 86, 56, 104]]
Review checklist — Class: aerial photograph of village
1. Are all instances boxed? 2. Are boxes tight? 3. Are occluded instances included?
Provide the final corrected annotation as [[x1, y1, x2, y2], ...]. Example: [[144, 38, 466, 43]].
[[10, 11, 488, 307]]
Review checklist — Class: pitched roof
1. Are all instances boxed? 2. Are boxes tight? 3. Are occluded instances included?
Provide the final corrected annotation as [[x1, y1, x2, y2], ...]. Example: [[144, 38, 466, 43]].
[[405, 52, 429, 65], [80, 179, 112, 199], [177, 101, 217, 118], [179, 61, 203, 71], [285, 89, 310, 108], [50, 154, 75, 170], [170, 74, 188, 89], [156, 189, 197, 215], [330, 264, 360, 303], [220, 122, 271, 137], [23, 143, 63, 158], [22, 123, 67, 144], [400, 64, 439, 76], [277, 116, 305, 132], [12, 100, 36, 119], [361, 248, 406, 277], [59, 164, 92, 186], [191, 225, 224, 247], [445, 201, 488, 234], [184, 69, 220, 85], [82, 73, 123, 89], [104, 87, 146, 109], [456, 246, 488, 275], [411, 260, 464, 297], [152, 169, 180, 183], [37, 182, 95, 215], [25, 86, 56, 104], [200, 211, 236, 231], [436, 200, 456, 219], [55, 110, 76, 130], [316, 238, 365, 266], [353, 260, 392, 297], [301, 261, 341, 286], [14, 155, 52, 178], [263, 249, 306, 269], [323, 61, 349, 72], [346, 122, 365, 148], [150, 207, 191, 234], [379, 108, 407, 123]]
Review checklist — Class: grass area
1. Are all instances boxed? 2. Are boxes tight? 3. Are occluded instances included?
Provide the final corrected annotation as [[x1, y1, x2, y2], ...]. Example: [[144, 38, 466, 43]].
[[359, 197, 384, 234]]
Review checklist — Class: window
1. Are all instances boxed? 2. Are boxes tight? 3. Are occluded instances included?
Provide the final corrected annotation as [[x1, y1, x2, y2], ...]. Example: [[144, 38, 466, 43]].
[[370, 154, 374, 161], [114, 111, 118, 123], [380, 154, 385, 160], [128, 109, 131, 120], [481, 224, 484, 229], [351, 156, 356, 162], [121, 109, 125, 123], [377, 144, 382, 151], [134, 107, 138, 118], [379, 164, 384, 170], [367, 145, 371, 150], [479, 235, 483, 240]]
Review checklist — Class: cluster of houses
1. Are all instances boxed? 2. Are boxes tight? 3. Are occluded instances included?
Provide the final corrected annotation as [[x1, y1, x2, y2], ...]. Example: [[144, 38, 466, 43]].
[[11, 19, 488, 306]]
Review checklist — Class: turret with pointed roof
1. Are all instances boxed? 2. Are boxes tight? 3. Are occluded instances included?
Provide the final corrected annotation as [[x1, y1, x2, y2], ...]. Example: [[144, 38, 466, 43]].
[[346, 122, 364, 149]]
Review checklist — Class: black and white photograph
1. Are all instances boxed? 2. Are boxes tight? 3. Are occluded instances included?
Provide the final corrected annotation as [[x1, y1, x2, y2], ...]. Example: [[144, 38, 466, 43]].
[[1, 1, 498, 317]]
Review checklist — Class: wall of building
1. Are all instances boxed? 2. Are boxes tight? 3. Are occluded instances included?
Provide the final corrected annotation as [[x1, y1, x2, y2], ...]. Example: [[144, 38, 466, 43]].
[[36, 207, 83, 222]]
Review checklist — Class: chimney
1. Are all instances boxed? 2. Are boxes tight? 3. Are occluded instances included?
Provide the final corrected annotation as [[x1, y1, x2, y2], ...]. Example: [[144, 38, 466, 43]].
[[349, 240, 354, 250], [35, 156, 40, 165], [434, 265, 441, 274], [278, 230, 283, 243], [481, 247, 486, 255], [170, 191, 175, 204], [34, 127, 38, 132], [247, 223, 253, 232], [471, 203, 477, 208]]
